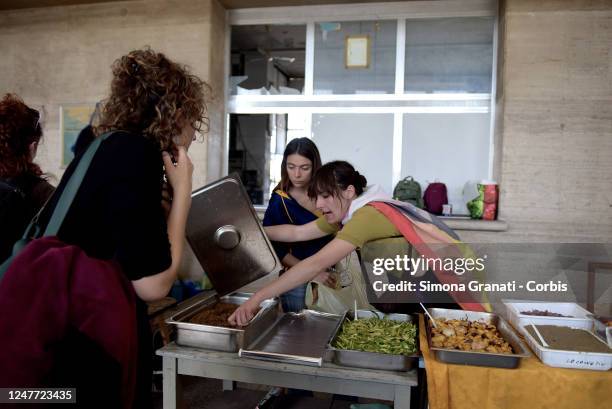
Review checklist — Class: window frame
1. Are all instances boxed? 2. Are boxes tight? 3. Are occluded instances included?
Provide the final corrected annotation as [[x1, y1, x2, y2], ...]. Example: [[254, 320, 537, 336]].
[[224, 0, 499, 191]]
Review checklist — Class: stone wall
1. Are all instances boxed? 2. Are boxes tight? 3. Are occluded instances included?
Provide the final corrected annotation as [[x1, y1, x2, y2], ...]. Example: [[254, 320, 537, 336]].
[[0, 0, 227, 190], [488, 0, 612, 243]]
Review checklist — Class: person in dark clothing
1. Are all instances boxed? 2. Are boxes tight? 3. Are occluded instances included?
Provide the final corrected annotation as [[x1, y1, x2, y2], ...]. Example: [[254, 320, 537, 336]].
[[0, 93, 55, 263], [262, 138, 334, 313], [36, 48, 211, 408]]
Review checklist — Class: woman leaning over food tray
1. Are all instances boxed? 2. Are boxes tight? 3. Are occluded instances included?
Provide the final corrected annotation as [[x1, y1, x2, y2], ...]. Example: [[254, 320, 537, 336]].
[[262, 137, 334, 312], [229, 161, 490, 326]]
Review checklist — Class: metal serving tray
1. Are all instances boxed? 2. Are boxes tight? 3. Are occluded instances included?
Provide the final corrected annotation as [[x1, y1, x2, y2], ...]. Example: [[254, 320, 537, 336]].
[[240, 310, 343, 367], [425, 308, 530, 369], [326, 310, 419, 372], [166, 292, 279, 352], [166, 175, 284, 351]]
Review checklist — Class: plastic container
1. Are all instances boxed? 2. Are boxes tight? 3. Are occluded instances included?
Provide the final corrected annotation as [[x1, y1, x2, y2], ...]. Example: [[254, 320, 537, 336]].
[[522, 325, 612, 371], [503, 300, 593, 334]]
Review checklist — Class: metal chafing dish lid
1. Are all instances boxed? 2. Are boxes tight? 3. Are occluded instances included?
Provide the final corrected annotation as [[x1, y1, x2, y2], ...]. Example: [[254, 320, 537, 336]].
[[186, 175, 282, 297]]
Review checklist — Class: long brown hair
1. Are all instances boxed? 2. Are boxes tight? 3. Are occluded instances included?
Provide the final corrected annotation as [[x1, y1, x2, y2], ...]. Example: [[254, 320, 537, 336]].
[[94, 48, 211, 152], [279, 137, 322, 192], [0, 93, 43, 179]]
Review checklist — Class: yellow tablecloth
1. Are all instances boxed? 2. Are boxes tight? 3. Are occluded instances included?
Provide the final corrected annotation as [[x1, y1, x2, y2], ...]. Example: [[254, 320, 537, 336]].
[[419, 315, 611, 409]]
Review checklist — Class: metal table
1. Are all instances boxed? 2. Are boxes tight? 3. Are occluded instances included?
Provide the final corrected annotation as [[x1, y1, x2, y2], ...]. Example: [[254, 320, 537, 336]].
[[158, 343, 417, 409]]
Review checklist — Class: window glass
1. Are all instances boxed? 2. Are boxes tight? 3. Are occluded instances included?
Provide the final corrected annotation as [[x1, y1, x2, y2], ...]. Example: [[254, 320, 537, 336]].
[[401, 113, 491, 214], [312, 113, 395, 194], [231, 24, 306, 95], [404, 17, 494, 93], [314, 20, 397, 95]]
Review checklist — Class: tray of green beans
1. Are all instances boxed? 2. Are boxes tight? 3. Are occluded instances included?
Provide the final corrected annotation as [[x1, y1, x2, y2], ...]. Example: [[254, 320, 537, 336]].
[[326, 310, 419, 371]]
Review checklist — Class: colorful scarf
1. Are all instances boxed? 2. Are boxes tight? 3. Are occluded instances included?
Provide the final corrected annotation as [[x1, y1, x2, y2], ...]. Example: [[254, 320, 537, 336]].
[[340, 186, 490, 312]]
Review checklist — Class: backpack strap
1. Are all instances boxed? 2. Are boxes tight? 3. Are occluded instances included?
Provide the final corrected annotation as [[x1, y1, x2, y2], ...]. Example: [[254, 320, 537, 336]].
[[43, 131, 114, 236], [274, 189, 295, 224]]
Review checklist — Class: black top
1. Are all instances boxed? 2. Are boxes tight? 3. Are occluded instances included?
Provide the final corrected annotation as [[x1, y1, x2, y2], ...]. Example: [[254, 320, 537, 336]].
[[38, 126, 172, 279], [37, 126, 171, 408], [0, 173, 54, 263]]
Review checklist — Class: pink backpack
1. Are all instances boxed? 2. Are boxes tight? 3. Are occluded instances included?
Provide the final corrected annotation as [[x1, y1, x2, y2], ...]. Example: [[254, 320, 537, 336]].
[[423, 182, 448, 215]]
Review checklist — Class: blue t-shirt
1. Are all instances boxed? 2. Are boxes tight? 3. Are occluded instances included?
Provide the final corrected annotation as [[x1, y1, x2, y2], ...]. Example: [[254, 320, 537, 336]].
[[262, 189, 332, 262]]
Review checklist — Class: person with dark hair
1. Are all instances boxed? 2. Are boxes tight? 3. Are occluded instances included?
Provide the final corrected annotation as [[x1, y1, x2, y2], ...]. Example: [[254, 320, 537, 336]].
[[33, 48, 211, 408], [262, 138, 334, 312], [0, 93, 54, 263], [230, 161, 490, 326]]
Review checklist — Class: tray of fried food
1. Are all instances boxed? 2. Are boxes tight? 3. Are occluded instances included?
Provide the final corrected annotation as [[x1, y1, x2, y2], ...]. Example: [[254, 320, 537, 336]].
[[431, 318, 513, 354], [425, 308, 530, 369]]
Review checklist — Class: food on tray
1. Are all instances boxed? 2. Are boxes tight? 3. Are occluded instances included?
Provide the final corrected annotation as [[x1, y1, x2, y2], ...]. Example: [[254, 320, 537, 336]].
[[521, 309, 573, 318], [430, 318, 513, 354], [526, 325, 611, 353], [189, 302, 259, 328], [332, 317, 417, 355]]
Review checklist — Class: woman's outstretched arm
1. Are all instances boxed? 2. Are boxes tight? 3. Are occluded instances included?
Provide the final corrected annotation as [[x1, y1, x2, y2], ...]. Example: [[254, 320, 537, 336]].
[[264, 219, 330, 242], [229, 238, 356, 326]]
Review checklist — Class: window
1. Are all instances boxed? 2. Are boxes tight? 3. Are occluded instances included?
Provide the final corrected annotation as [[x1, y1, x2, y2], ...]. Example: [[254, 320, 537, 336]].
[[401, 113, 492, 213], [404, 17, 494, 93], [314, 20, 397, 94], [312, 114, 395, 193], [228, 1, 498, 214], [230, 24, 306, 96]]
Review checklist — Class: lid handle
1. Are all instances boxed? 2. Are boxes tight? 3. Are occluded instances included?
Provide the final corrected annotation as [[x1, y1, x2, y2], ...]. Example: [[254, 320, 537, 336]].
[[214, 225, 241, 250]]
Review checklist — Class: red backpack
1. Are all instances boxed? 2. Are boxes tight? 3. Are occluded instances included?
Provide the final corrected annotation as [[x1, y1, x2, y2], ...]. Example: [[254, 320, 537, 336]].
[[423, 182, 448, 215]]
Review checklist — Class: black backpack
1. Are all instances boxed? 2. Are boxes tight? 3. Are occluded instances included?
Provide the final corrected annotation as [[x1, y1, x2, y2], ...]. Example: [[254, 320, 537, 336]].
[[0, 180, 32, 263]]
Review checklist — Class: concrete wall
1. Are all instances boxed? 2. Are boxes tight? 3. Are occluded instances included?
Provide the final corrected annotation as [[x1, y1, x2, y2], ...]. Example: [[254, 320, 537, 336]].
[[0, 0, 227, 190], [463, 0, 612, 243]]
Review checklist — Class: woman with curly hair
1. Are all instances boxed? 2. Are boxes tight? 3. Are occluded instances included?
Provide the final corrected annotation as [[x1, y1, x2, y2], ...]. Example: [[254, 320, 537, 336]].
[[35, 48, 210, 408], [0, 94, 54, 263]]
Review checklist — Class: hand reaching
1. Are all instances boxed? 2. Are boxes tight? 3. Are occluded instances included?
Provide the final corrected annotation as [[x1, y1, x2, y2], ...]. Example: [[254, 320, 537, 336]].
[[313, 269, 337, 289], [228, 297, 260, 327]]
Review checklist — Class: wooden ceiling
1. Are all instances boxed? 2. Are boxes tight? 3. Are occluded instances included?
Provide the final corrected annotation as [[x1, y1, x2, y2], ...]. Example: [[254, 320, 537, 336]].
[[0, 0, 395, 11]]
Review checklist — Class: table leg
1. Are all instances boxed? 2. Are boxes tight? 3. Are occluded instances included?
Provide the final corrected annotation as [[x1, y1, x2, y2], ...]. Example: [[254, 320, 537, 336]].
[[394, 386, 411, 409], [163, 356, 183, 409]]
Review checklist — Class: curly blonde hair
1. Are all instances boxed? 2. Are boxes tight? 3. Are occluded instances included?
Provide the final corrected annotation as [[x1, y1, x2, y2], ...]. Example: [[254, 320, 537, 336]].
[[94, 48, 211, 152]]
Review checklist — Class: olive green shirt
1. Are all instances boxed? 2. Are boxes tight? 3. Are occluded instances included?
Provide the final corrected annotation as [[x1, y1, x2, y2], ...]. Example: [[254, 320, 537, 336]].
[[315, 205, 402, 248]]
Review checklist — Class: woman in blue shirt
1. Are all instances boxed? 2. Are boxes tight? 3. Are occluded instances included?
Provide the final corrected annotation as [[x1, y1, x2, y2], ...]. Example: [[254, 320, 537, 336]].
[[263, 138, 333, 312]]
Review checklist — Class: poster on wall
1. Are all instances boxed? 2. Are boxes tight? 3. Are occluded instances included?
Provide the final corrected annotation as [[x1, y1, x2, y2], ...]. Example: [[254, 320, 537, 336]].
[[345, 35, 370, 69], [60, 104, 96, 167]]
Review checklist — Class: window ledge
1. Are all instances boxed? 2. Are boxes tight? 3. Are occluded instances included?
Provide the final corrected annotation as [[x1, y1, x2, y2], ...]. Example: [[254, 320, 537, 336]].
[[256, 206, 507, 232], [439, 217, 508, 232]]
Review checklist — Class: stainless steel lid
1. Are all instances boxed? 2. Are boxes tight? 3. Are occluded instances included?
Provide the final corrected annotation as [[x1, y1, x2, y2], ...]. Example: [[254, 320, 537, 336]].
[[186, 175, 282, 296]]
